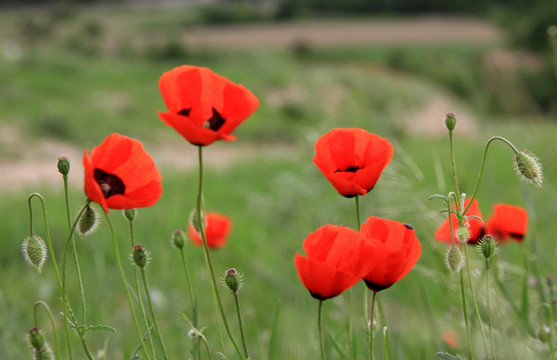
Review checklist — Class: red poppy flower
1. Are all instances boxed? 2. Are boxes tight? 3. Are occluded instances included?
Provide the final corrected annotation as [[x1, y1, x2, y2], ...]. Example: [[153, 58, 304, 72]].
[[360, 216, 421, 292], [313, 128, 394, 198], [158, 65, 259, 146], [485, 203, 528, 243], [188, 212, 233, 249], [83, 133, 163, 213], [295, 224, 376, 300], [434, 199, 484, 245]]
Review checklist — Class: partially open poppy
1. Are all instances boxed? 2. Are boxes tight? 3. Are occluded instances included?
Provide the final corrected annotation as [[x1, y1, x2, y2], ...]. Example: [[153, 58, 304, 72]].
[[83, 133, 163, 213], [434, 199, 484, 245], [295, 224, 376, 300], [158, 65, 259, 146], [485, 203, 528, 243], [188, 212, 233, 249], [313, 128, 394, 198], [360, 216, 421, 292]]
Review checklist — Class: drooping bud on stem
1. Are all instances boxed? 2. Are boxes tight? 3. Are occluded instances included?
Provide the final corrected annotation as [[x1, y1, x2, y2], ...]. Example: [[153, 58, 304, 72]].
[[57, 155, 70, 176], [223, 268, 243, 294], [445, 112, 457, 131], [78, 203, 99, 237], [514, 150, 543, 187], [172, 229, 187, 250], [445, 245, 464, 273], [22, 235, 47, 273], [132, 244, 149, 269], [27, 327, 53, 360], [123, 208, 137, 223]]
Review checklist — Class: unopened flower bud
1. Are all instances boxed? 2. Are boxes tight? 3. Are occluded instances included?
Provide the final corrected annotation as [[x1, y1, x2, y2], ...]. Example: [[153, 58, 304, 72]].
[[27, 327, 53, 359], [514, 150, 543, 187], [57, 155, 70, 176], [445, 246, 464, 273], [538, 325, 551, 343], [78, 204, 99, 237], [189, 209, 205, 234], [445, 112, 457, 131], [29, 327, 44, 349], [123, 208, 137, 222], [456, 227, 470, 244], [22, 235, 47, 273], [132, 244, 148, 268], [172, 230, 187, 250], [223, 268, 243, 294], [478, 235, 497, 260], [547, 275, 554, 287]]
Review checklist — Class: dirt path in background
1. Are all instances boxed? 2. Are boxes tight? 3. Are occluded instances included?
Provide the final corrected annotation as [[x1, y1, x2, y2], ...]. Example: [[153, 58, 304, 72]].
[[183, 16, 503, 49]]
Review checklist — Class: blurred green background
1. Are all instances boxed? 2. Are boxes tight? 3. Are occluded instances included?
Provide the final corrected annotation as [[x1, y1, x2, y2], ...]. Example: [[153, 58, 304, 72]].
[[1, 0, 557, 359]]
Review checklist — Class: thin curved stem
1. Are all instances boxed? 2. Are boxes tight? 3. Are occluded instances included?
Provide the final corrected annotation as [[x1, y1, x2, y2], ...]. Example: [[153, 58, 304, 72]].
[[103, 211, 150, 359], [141, 268, 169, 360], [465, 136, 519, 214], [28, 193, 72, 359], [34, 301, 61, 359], [233, 293, 249, 359], [62, 174, 87, 324], [196, 145, 243, 359], [369, 291, 377, 360], [318, 300, 325, 360]]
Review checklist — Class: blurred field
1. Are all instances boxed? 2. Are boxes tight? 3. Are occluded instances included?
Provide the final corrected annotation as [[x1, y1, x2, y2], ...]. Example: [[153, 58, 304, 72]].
[[1, 3, 557, 359]]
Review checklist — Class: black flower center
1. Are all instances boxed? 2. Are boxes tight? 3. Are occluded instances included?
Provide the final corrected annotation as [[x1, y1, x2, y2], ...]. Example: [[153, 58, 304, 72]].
[[203, 108, 226, 131], [335, 166, 360, 173], [178, 108, 191, 116], [94, 169, 125, 199], [404, 223, 414, 230]]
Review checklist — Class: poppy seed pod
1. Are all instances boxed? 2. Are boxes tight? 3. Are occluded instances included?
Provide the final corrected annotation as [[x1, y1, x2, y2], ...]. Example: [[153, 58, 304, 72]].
[[57, 155, 70, 176], [123, 208, 137, 222], [445, 112, 457, 131], [22, 235, 47, 273]]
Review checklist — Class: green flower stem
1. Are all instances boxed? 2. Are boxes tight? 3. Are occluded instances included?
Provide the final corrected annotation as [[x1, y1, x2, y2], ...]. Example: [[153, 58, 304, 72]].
[[485, 259, 496, 360], [179, 249, 199, 360], [128, 220, 156, 360], [448, 129, 461, 197], [196, 145, 243, 359], [103, 211, 150, 360], [368, 291, 377, 360], [382, 327, 391, 360], [140, 267, 169, 360], [459, 270, 472, 360], [462, 243, 489, 359], [318, 300, 325, 360], [355, 195, 361, 230], [28, 193, 72, 359], [233, 292, 249, 359], [62, 173, 87, 324], [352, 195, 362, 360], [34, 301, 61, 359], [465, 136, 519, 214]]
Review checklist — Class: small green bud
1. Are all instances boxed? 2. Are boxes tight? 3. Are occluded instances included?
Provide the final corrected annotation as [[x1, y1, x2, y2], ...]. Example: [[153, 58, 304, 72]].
[[27, 327, 54, 360], [78, 204, 99, 237], [456, 227, 470, 244], [57, 155, 70, 176], [538, 326, 551, 343], [514, 150, 543, 187], [123, 208, 137, 222], [189, 209, 205, 234], [172, 230, 187, 250], [223, 268, 243, 294], [478, 235, 497, 260], [547, 275, 554, 288], [132, 244, 148, 268], [22, 235, 47, 273], [445, 246, 464, 273], [29, 327, 45, 349], [445, 112, 457, 131]]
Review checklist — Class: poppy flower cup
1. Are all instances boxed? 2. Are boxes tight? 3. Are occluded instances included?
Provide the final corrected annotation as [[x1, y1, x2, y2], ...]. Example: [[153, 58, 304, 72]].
[[188, 212, 233, 249], [313, 128, 394, 198], [295, 224, 376, 300], [158, 65, 259, 146], [360, 216, 421, 292], [434, 199, 484, 245], [485, 203, 528, 243], [83, 133, 163, 213]]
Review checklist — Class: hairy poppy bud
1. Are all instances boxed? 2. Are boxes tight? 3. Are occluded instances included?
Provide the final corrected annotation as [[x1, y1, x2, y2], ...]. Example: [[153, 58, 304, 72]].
[[223, 268, 243, 294], [28, 327, 53, 360], [22, 235, 47, 273], [172, 229, 187, 250], [445, 246, 464, 273], [478, 235, 497, 260], [78, 204, 99, 237], [456, 227, 470, 244], [123, 208, 137, 223], [445, 112, 457, 131], [514, 150, 543, 187], [132, 244, 148, 268], [189, 208, 205, 234], [57, 155, 70, 176]]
